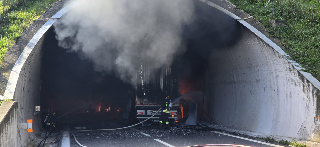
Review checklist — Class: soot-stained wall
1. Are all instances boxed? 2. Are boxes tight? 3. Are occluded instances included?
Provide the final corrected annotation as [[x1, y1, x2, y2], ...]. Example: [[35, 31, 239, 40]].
[[178, 1, 320, 141], [204, 25, 320, 141]]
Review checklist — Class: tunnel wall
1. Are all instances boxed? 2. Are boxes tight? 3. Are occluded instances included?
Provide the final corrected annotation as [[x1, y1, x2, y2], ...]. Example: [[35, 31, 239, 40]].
[[11, 31, 44, 146], [204, 27, 320, 141]]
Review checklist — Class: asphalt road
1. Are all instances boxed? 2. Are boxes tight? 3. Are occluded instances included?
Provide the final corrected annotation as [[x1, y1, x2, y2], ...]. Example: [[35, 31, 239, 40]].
[[68, 127, 283, 147]]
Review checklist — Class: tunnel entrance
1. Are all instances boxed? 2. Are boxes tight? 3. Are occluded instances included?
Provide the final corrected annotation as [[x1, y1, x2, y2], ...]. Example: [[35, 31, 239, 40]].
[[5, 0, 316, 141], [39, 0, 243, 129]]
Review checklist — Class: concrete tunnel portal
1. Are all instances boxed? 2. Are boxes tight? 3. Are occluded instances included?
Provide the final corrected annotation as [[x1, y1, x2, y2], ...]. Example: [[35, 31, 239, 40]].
[[8, 0, 320, 144], [39, 1, 243, 128]]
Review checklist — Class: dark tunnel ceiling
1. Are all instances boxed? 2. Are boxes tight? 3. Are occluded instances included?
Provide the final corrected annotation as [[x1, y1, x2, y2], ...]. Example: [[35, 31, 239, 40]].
[[40, 28, 133, 96], [180, 0, 242, 80], [40, 27, 134, 115]]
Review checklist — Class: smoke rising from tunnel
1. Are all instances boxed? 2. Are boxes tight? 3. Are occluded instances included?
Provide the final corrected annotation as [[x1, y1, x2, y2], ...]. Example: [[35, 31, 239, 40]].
[[53, 0, 195, 86]]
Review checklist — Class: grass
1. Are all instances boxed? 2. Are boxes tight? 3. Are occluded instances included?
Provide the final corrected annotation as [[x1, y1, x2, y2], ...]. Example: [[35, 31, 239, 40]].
[[279, 139, 306, 147], [0, 98, 11, 106], [0, 0, 58, 62], [291, 140, 307, 147], [265, 136, 276, 143], [229, 0, 320, 80], [262, 137, 306, 147]]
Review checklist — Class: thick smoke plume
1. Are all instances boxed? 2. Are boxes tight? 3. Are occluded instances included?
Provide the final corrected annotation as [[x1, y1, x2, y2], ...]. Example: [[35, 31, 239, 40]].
[[54, 0, 194, 85]]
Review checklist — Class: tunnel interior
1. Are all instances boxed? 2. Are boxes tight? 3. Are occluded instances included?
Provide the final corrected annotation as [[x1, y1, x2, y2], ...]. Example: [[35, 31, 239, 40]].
[[40, 27, 136, 128], [39, 0, 243, 129]]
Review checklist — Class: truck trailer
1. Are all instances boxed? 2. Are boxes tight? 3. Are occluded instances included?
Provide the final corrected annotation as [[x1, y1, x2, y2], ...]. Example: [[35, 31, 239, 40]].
[[135, 60, 180, 125]]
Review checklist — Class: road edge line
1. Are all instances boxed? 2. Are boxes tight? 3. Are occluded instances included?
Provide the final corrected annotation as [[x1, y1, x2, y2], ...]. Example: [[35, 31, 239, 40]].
[[140, 132, 151, 137], [154, 139, 174, 147], [212, 131, 284, 147], [61, 131, 70, 147]]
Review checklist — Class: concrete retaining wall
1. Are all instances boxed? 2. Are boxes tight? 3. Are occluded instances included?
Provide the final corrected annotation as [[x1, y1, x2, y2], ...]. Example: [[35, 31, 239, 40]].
[[0, 101, 18, 147], [204, 26, 320, 141]]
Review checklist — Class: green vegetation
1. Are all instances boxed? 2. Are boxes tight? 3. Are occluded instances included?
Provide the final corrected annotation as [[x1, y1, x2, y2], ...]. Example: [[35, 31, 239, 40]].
[[291, 140, 307, 147], [279, 139, 306, 147], [229, 0, 320, 79], [261, 137, 306, 147], [279, 139, 291, 145], [0, 0, 58, 62], [0, 98, 11, 106], [265, 136, 276, 143]]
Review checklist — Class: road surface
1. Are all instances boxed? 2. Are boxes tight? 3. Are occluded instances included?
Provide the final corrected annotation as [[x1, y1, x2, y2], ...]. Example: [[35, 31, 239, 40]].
[[67, 127, 283, 147]]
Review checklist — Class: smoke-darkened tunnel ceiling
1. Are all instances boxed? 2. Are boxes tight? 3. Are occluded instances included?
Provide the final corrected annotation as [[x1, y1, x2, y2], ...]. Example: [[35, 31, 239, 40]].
[[40, 27, 134, 123]]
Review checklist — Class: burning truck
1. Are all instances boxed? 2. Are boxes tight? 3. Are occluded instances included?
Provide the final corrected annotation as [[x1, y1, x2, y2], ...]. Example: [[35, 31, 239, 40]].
[[135, 59, 181, 125], [39, 39, 188, 128]]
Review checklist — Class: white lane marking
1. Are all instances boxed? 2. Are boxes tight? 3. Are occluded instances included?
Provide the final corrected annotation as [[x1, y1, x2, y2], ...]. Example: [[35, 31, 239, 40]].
[[72, 133, 87, 147], [154, 139, 174, 147], [212, 131, 284, 147], [140, 132, 151, 137], [61, 131, 70, 147]]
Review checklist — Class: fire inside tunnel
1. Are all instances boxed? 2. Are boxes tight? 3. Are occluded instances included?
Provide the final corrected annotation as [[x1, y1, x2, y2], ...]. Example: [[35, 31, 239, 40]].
[[39, 0, 242, 129]]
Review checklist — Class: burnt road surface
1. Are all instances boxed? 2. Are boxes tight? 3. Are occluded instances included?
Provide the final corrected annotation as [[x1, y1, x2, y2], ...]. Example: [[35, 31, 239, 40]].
[[69, 127, 281, 147]]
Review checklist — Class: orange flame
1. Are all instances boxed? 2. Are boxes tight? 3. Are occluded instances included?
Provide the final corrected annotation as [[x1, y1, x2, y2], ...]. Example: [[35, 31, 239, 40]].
[[105, 107, 111, 112], [98, 103, 101, 112], [181, 104, 184, 118]]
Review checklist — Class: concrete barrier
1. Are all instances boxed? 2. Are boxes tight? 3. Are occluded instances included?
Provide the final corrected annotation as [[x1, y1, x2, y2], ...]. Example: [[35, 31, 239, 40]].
[[0, 101, 18, 147]]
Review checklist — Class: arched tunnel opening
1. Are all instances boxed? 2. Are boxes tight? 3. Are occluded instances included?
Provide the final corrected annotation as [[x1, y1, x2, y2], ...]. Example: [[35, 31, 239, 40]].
[[9, 0, 313, 141], [39, 1, 243, 129]]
